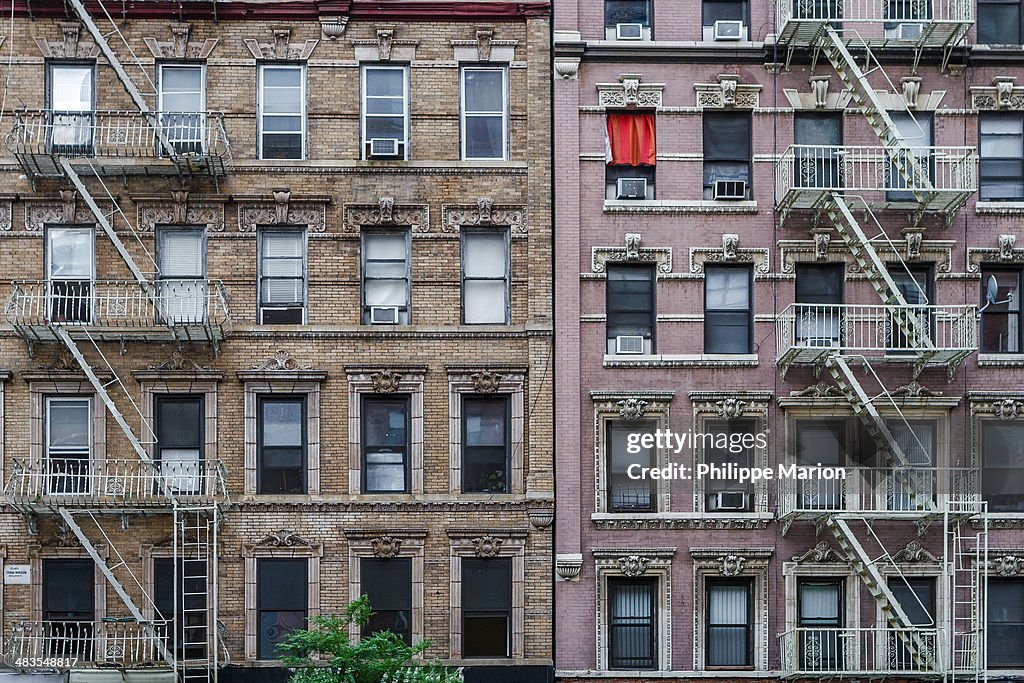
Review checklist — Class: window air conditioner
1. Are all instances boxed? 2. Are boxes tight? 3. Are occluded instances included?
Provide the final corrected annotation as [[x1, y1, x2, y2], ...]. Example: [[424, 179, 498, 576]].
[[369, 138, 400, 158], [615, 335, 645, 355], [709, 491, 749, 511], [897, 22, 923, 41], [616, 177, 648, 200], [616, 22, 644, 40], [370, 306, 400, 324], [713, 20, 744, 41], [714, 179, 747, 200]]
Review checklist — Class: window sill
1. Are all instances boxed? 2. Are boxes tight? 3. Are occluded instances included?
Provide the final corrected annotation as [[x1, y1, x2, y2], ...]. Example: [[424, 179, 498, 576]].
[[603, 353, 758, 368], [978, 353, 1024, 367], [976, 201, 1024, 215], [604, 199, 758, 214]]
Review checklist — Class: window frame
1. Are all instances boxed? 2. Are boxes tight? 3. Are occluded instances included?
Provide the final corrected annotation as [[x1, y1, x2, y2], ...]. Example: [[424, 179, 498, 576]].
[[44, 395, 93, 496], [361, 394, 411, 494], [980, 113, 1024, 201], [460, 65, 509, 161], [256, 557, 308, 660], [461, 556, 513, 658], [981, 419, 1024, 512], [360, 63, 410, 160], [157, 63, 206, 155], [978, 0, 1022, 44], [988, 577, 1024, 667], [360, 557, 413, 644], [460, 227, 510, 325], [257, 226, 308, 325], [257, 62, 306, 161], [702, 111, 753, 200], [461, 394, 511, 494], [45, 61, 96, 155], [605, 419, 657, 513], [604, 0, 654, 35], [980, 266, 1023, 353], [361, 228, 412, 325], [256, 394, 308, 495], [154, 394, 205, 495], [607, 576, 658, 670], [701, 0, 750, 36], [705, 578, 754, 669], [704, 265, 753, 354], [606, 263, 657, 354]]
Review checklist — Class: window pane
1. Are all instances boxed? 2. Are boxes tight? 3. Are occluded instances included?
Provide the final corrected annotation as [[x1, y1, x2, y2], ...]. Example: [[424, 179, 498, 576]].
[[704, 114, 752, 160], [978, 2, 1021, 43], [466, 116, 505, 159], [261, 134, 302, 159], [156, 398, 202, 448], [364, 400, 407, 446], [262, 91, 302, 115], [261, 399, 303, 447], [704, 0, 746, 24], [605, 0, 651, 25], [609, 579, 656, 669], [463, 233, 507, 277], [48, 228, 92, 279], [607, 265, 655, 340], [365, 68, 405, 97], [464, 281, 507, 323], [262, 116, 302, 133], [608, 421, 655, 511], [795, 264, 843, 304], [365, 280, 407, 307], [707, 582, 751, 667], [799, 582, 841, 622], [365, 117, 405, 140], [159, 230, 204, 278], [263, 68, 301, 88], [463, 558, 512, 611], [989, 580, 1024, 667], [706, 268, 750, 309], [51, 67, 92, 111], [263, 233, 303, 257], [888, 579, 934, 626], [464, 71, 504, 112], [48, 400, 90, 448], [366, 233, 407, 260], [362, 558, 412, 642], [983, 422, 1024, 511], [464, 399, 507, 447], [44, 559, 94, 617]]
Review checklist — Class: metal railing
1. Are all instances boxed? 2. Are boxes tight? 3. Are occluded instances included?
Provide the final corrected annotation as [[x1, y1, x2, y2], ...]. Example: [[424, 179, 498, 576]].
[[777, 0, 973, 27], [5, 458, 228, 511], [775, 304, 977, 361], [778, 466, 979, 519], [5, 620, 170, 668], [779, 627, 943, 676], [6, 109, 231, 163]]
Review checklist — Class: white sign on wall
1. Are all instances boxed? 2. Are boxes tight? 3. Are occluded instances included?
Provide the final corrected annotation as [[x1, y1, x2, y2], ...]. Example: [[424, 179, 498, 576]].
[[4, 564, 30, 584]]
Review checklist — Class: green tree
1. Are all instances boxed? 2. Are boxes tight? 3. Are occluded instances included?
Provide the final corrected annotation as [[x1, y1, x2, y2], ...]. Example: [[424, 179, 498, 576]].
[[277, 596, 463, 683]]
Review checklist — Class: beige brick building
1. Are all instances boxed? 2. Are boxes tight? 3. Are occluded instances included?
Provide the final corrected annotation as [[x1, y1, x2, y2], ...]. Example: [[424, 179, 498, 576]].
[[0, 2, 553, 682]]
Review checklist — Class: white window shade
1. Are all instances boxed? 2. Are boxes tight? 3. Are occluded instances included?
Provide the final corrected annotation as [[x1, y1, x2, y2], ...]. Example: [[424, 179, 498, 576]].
[[706, 268, 750, 309], [47, 228, 93, 279], [159, 231, 204, 278], [464, 233, 506, 277], [51, 66, 92, 111], [799, 583, 840, 620]]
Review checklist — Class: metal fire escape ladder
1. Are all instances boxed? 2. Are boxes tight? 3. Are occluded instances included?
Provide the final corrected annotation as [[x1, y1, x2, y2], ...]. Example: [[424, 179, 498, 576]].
[[176, 507, 218, 683], [946, 508, 987, 680]]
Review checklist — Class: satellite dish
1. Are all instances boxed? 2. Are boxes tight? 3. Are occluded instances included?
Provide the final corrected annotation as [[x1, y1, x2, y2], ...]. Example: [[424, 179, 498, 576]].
[[986, 275, 1000, 305]]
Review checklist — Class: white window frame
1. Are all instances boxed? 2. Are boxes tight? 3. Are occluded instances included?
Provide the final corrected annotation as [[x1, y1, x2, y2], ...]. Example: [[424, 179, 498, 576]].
[[157, 63, 206, 152], [257, 226, 308, 325], [361, 228, 412, 325], [460, 227, 510, 325], [257, 63, 306, 161], [460, 65, 509, 161], [360, 64, 409, 160]]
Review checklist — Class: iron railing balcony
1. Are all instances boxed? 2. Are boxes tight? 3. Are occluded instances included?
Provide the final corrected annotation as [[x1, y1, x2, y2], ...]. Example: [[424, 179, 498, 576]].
[[6, 109, 231, 182], [4, 458, 228, 514], [5, 279, 232, 345], [4, 620, 170, 670], [775, 303, 976, 377], [778, 627, 945, 677], [775, 145, 977, 221], [775, 0, 973, 47]]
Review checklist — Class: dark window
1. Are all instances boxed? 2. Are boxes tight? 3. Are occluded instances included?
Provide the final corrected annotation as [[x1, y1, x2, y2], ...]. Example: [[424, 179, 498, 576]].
[[797, 579, 843, 670], [462, 557, 512, 657], [702, 0, 749, 39], [257, 558, 307, 659], [980, 114, 1024, 201], [795, 264, 843, 344], [706, 579, 753, 668], [362, 230, 411, 325], [796, 421, 845, 509], [155, 396, 204, 495], [363, 396, 409, 493], [705, 419, 755, 511], [888, 578, 936, 669], [43, 559, 95, 660], [606, 264, 656, 354], [607, 421, 656, 512], [794, 113, 843, 189], [45, 397, 91, 495], [703, 113, 752, 199], [154, 558, 209, 660], [257, 396, 306, 494], [258, 228, 306, 324], [980, 267, 1022, 352], [361, 558, 412, 644], [258, 64, 304, 160], [462, 229, 510, 324], [463, 396, 510, 493], [979, 0, 1022, 44], [608, 578, 657, 669], [605, 0, 652, 27], [888, 264, 933, 352], [982, 422, 1024, 512], [705, 266, 752, 353], [887, 112, 933, 201], [47, 63, 95, 155], [989, 579, 1024, 667]]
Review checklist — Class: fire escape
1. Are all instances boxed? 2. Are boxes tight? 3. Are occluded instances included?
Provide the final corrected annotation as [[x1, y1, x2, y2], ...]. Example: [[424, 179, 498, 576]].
[[3, 1, 231, 682], [772, 0, 987, 679]]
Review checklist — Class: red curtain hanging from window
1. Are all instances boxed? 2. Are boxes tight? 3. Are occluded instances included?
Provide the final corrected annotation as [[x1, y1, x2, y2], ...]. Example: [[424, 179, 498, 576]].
[[606, 112, 656, 167]]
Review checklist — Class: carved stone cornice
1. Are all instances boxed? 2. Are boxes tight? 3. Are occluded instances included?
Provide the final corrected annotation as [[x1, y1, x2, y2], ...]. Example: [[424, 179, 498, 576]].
[[237, 350, 327, 382], [24, 194, 114, 232], [592, 233, 672, 275], [0, 199, 12, 231], [35, 22, 100, 59], [792, 541, 846, 564], [689, 391, 772, 420], [136, 192, 225, 232], [345, 198, 429, 234], [891, 540, 940, 564], [969, 392, 1024, 420], [592, 517, 771, 530], [689, 239, 770, 277], [990, 553, 1024, 576], [780, 239, 953, 276], [450, 26, 517, 62], [597, 74, 664, 108], [695, 74, 761, 109], [243, 28, 319, 60], [237, 191, 327, 232], [971, 76, 1024, 110], [441, 198, 526, 235], [143, 23, 219, 59], [967, 234, 1024, 273], [249, 529, 315, 548], [351, 24, 418, 61]]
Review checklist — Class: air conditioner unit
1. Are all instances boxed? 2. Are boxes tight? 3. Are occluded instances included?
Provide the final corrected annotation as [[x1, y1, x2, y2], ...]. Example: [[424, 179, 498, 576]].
[[709, 491, 749, 511], [369, 138, 400, 158], [713, 20, 744, 40], [714, 179, 747, 200], [616, 177, 648, 200], [615, 22, 644, 40], [897, 22, 923, 40], [615, 335, 645, 355], [370, 306, 400, 324]]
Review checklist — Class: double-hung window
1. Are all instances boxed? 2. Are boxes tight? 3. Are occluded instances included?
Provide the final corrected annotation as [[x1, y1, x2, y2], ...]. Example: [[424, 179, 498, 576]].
[[795, 264, 843, 345], [705, 419, 755, 511], [887, 112, 932, 201], [607, 420, 656, 512], [462, 396, 510, 493], [703, 113, 752, 200], [462, 557, 512, 657], [604, 0, 652, 39], [981, 421, 1024, 512], [157, 227, 206, 324], [704, 265, 752, 353], [462, 229, 509, 324], [706, 580, 753, 668], [154, 558, 208, 660], [158, 64, 204, 154], [608, 578, 657, 669], [155, 396, 204, 495], [362, 65, 408, 159], [46, 397, 91, 495], [886, 419, 936, 510], [257, 396, 306, 494], [363, 396, 409, 493], [462, 66, 508, 160], [797, 579, 843, 671], [794, 113, 843, 190], [980, 267, 1022, 352], [258, 228, 306, 324], [362, 230, 411, 325], [44, 559, 95, 660], [46, 226, 94, 324], [887, 578, 936, 669], [361, 558, 412, 643], [257, 558, 307, 659], [606, 112, 656, 199], [979, 0, 1022, 43], [702, 0, 749, 40], [258, 64, 304, 160], [606, 264, 656, 354], [796, 421, 845, 510], [989, 578, 1024, 667], [48, 63, 94, 155], [980, 115, 1024, 201]]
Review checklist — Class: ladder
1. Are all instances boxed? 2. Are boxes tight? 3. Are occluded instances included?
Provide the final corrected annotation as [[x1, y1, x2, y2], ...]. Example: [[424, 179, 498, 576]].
[[946, 506, 987, 681], [176, 507, 219, 683]]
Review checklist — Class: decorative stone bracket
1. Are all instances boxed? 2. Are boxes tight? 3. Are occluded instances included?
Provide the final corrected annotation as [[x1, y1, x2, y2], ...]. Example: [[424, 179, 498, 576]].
[[24, 192, 113, 232], [452, 26, 517, 62], [597, 74, 664, 108], [972, 76, 1024, 110], [592, 233, 672, 275], [237, 189, 327, 232], [35, 22, 99, 59], [243, 28, 319, 60], [144, 23, 219, 59], [689, 235, 770, 276], [968, 234, 1024, 272], [441, 198, 526, 235], [695, 74, 761, 109], [136, 191, 225, 232], [352, 24, 419, 61], [345, 197, 429, 233]]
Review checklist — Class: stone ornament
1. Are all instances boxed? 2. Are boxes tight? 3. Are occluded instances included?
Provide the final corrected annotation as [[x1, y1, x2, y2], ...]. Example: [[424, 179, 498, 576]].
[[811, 229, 831, 259], [35, 22, 100, 59], [137, 192, 225, 232], [320, 17, 349, 39], [442, 200, 526, 235], [0, 200, 12, 231], [993, 555, 1023, 577], [597, 75, 664, 108], [695, 74, 761, 109], [472, 536, 503, 558], [625, 233, 642, 259], [143, 23, 219, 59], [243, 28, 319, 60], [971, 76, 1024, 110], [24, 195, 113, 232], [722, 233, 739, 260], [890, 381, 940, 398], [1000, 234, 1017, 260], [617, 555, 651, 577], [901, 76, 922, 109], [148, 350, 210, 371], [714, 398, 746, 419], [371, 370, 403, 394], [690, 245, 770, 276], [471, 371, 504, 393], [237, 193, 326, 232], [593, 244, 672, 274], [555, 556, 583, 580], [554, 58, 580, 80], [527, 507, 554, 529], [347, 201, 429, 234], [718, 554, 746, 576], [617, 398, 648, 420], [892, 540, 939, 564], [904, 229, 923, 260], [810, 76, 829, 108], [993, 398, 1024, 420], [252, 350, 312, 372], [792, 540, 843, 564], [252, 529, 315, 548], [370, 536, 402, 559]]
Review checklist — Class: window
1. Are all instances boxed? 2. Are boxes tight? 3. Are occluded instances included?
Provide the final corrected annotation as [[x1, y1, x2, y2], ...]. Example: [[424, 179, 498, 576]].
[[155, 396, 204, 495], [362, 396, 409, 493], [980, 268, 1022, 352], [604, 0, 652, 39], [607, 421, 656, 512], [981, 421, 1024, 512], [154, 558, 209, 660], [362, 230, 411, 325], [362, 65, 408, 159], [794, 113, 842, 189], [462, 396, 510, 493], [888, 264, 933, 352], [258, 228, 306, 324], [702, 0, 749, 40], [158, 64, 204, 154], [989, 579, 1024, 667], [705, 420, 755, 511], [706, 580, 753, 668], [980, 115, 1024, 201], [796, 421, 844, 509], [979, 0, 1021, 43], [795, 264, 843, 344], [258, 64, 304, 160], [606, 264, 656, 354], [257, 558, 307, 659], [46, 226, 94, 324], [461, 67, 508, 160], [887, 112, 932, 201], [257, 396, 306, 494], [47, 63, 94, 154], [886, 419, 936, 510], [461, 229, 509, 324], [606, 112, 656, 199], [887, 577, 935, 669], [462, 557, 512, 657], [797, 579, 843, 670], [46, 397, 91, 495], [608, 578, 657, 669], [704, 266, 752, 353], [703, 113, 751, 200], [157, 227, 206, 324], [44, 559, 95, 660], [361, 558, 412, 643]]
